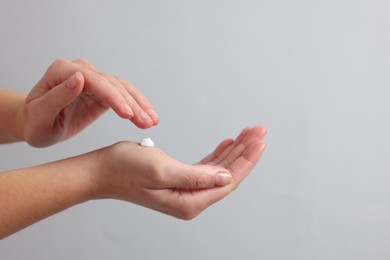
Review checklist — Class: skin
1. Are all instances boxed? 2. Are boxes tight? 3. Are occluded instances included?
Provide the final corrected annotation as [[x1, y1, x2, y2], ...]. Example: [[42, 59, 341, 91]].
[[0, 58, 159, 147], [0, 59, 267, 239]]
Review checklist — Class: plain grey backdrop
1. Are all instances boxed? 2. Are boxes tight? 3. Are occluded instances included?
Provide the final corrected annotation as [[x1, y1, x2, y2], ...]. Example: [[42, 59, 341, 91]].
[[1, 0, 390, 259]]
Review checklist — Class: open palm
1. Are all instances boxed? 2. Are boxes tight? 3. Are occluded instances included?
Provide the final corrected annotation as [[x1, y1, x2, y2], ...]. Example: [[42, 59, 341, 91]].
[[148, 126, 267, 219]]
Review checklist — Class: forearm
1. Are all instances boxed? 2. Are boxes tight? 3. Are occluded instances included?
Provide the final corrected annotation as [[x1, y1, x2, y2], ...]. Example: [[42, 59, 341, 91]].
[[0, 150, 102, 239], [0, 88, 25, 143]]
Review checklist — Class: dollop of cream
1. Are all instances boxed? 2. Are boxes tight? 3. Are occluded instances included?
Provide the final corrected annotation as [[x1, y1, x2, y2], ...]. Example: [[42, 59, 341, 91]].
[[139, 137, 155, 147]]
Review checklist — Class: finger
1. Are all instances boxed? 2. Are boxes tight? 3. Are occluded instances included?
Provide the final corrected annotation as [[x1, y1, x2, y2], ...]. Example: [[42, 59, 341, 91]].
[[38, 59, 134, 120], [72, 58, 96, 69], [213, 126, 267, 166], [55, 59, 159, 128], [211, 126, 254, 165], [163, 164, 232, 189], [81, 69, 157, 128], [38, 72, 84, 116], [217, 143, 246, 168], [93, 72, 154, 128], [82, 67, 158, 128], [80, 70, 136, 119], [121, 94, 155, 129], [115, 80, 155, 129], [200, 127, 254, 166], [23, 72, 85, 147], [249, 125, 268, 140], [227, 140, 266, 186], [217, 126, 267, 168], [117, 78, 159, 126], [198, 138, 234, 164]]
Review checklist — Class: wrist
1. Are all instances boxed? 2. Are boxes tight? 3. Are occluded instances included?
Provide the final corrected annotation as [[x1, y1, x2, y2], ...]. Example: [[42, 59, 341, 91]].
[[15, 97, 26, 142], [78, 145, 114, 200], [0, 89, 26, 143]]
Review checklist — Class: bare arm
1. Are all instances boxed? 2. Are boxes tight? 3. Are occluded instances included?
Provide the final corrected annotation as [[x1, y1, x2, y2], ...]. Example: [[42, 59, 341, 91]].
[[0, 151, 98, 238], [0, 88, 25, 143], [0, 126, 266, 239]]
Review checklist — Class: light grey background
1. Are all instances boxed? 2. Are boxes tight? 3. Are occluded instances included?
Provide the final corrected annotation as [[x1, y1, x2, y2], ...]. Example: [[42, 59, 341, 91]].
[[1, 0, 390, 259]]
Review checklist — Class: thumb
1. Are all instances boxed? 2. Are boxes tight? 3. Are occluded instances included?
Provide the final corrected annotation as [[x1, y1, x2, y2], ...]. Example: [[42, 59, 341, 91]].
[[168, 164, 232, 189], [40, 72, 84, 115]]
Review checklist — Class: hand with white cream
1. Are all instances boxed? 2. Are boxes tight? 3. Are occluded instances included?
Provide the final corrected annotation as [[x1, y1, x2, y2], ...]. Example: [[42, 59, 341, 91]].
[[0, 126, 266, 238], [94, 126, 267, 220]]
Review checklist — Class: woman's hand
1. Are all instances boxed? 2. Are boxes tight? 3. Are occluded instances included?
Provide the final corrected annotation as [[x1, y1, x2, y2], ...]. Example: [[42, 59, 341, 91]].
[[96, 126, 267, 219], [0, 126, 266, 238], [23, 58, 159, 147]]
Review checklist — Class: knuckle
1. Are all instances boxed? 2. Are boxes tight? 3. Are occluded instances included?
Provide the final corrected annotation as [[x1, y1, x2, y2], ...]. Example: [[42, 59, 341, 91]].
[[48, 58, 70, 72], [54, 58, 70, 66], [137, 95, 151, 108], [73, 58, 90, 66], [193, 170, 214, 188], [117, 77, 134, 87], [179, 169, 214, 189], [195, 173, 209, 188], [87, 71, 105, 87]]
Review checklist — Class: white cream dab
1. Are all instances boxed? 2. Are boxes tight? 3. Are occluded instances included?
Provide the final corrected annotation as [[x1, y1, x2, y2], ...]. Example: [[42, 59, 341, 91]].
[[139, 137, 155, 147]]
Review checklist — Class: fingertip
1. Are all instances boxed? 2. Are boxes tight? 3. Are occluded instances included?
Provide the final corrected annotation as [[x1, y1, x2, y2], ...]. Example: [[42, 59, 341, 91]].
[[215, 172, 232, 186], [147, 109, 160, 126], [152, 117, 160, 126], [128, 109, 158, 129], [129, 111, 153, 129], [123, 103, 134, 118], [259, 140, 267, 155], [66, 72, 84, 90], [243, 125, 267, 141], [140, 110, 154, 126], [255, 125, 268, 138], [244, 139, 267, 163]]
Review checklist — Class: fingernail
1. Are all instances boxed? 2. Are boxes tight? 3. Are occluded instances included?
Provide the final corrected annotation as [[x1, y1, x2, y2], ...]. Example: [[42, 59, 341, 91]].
[[147, 109, 158, 120], [215, 172, 232, 186], [147, 109, 159, 124], [123, 104, 133, 117], [66, 73, 80, 89], [140, 110, 152, 123]]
